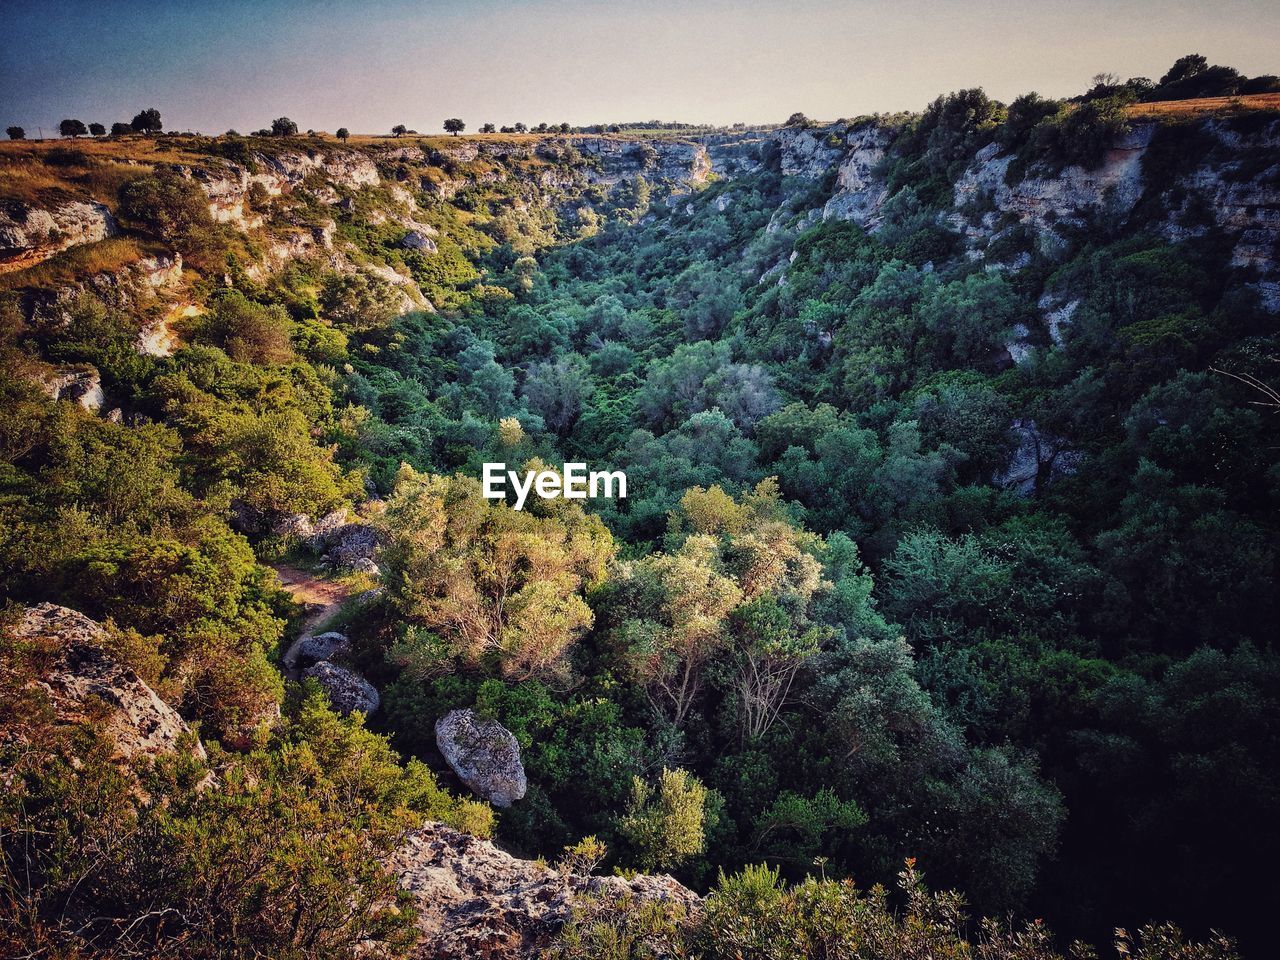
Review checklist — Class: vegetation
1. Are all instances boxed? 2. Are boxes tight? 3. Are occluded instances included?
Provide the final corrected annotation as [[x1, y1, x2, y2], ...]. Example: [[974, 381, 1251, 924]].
[[1, 51, 1278, 958]]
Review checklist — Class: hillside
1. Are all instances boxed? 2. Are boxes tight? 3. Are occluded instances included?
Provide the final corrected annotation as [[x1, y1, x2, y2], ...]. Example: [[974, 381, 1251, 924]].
[[2, 77, 1279, 960]]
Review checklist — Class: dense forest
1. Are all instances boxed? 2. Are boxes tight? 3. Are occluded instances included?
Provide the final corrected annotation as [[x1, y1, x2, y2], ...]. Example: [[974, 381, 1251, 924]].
[[3, 53, 1279, 959]]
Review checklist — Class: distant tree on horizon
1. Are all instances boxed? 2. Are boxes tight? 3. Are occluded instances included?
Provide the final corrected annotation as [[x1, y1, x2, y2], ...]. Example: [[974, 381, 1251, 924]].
[[514, 122, 528, 133], [784, 111, 811, 127], [88, 122, 105, 137], [336, 127, 350, 142], [59, 118, 87, 138], [392, 124, 408, 137], [480, 122, 496, 133], [110, 122, 131, 136], [6, 126, 24, 140], [444, 118, 465, 136], [271, 116, 299, 136], [559, 122, 571, 133], [131, 107, 162, 134]]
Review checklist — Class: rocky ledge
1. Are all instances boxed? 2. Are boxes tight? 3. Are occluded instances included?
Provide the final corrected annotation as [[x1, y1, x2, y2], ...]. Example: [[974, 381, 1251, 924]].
[[388, 822, 701, 960]]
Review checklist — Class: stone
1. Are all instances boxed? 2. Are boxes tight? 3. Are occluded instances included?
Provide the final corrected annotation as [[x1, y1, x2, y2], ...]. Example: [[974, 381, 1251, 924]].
[[435, 709, 527, 807], [400, 229, 438, 253], [305, 661, 380, 715], [8, 604, 204, 761], [39, 365, 103, 411], [285, 631, 350, 670], [992, 418, 1082, 496], [387, 821, 700, 960]]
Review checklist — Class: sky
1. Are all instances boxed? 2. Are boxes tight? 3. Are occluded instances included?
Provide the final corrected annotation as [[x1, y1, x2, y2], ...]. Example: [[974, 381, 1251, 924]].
[[1, 0, 1278, 136]]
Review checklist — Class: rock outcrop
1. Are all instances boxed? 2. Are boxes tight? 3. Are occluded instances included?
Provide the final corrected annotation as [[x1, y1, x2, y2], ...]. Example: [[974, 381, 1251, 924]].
[[435, 709, 527, 807], [8, 604, 204, 761], [0, 199, 117, 273], [992, 419, 1082, 496], [38, 364, 103, 411], [388, 822, 701, 960]]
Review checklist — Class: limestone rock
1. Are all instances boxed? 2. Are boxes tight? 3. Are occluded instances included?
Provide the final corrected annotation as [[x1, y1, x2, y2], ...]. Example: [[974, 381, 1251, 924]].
[[435, 709, 527, 807], [400, 229, 437, 253], [8, 604, 204, 762], [285, 631, 350, 670], [39, 365, 103, 411], [992, 418, 1082, 496], [388, 821, 701, 960], [305, 660, 379, 715], [0, 199, 117, 273]]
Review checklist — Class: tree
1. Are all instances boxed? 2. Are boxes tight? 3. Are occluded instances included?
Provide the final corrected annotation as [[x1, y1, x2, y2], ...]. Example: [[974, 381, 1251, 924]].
[[271, 116, 298, 136], [382, 467, 615, 682], [335, 126, 350, 142], [618, 767, 708, 871], [559, 122, 571, 133], [785, 111, 811, 127], [479, 122, 495, 133], [130, 107, 162, 133], [444, 118, 465, 136], [59, 118, 87, 138], [109, 122, 131, 136], [87, 122, 105, 137], [514, 122, 528, 133], [1160, 53, 1208, 86], [391, 123, 408, 137], [5, 126, 23, 140]]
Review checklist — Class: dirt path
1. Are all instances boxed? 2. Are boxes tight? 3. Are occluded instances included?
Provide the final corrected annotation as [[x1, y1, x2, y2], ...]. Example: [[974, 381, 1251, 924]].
[[273, 564, 352, 640]]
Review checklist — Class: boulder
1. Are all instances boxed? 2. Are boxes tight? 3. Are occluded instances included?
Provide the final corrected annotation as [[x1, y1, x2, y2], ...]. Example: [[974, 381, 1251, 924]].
[[388, 821, 700, 960], [435, 709, 527, 807], [400, 229, 438, 253], [305, 660, 379, 715], [325, 523, 382, 571], [8, 604, 204, 761], [285, 631, 350, 670]]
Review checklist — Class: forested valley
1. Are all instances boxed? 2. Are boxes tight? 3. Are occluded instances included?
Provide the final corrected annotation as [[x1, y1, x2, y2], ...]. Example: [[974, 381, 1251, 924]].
[[3, 55, 1279, 959]]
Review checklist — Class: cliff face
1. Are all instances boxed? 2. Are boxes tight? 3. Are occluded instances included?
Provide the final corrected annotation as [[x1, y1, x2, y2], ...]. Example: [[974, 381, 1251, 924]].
[[748, 114, 1280, 310], [0, 199, 116, 273]]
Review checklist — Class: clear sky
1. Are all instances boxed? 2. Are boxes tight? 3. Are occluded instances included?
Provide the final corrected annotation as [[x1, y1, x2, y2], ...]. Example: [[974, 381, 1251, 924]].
[[2, 0, 1277, 136]]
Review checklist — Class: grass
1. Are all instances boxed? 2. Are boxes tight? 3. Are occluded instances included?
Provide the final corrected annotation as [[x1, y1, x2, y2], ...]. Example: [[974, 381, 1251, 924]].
[[1126, 92, 1280, 118], [0, 237, 147, 292]]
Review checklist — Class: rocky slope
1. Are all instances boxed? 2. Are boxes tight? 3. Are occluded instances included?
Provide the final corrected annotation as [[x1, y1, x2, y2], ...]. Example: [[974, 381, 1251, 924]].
[[388, 822, 699, 960], [752, 114, 1280, 310]]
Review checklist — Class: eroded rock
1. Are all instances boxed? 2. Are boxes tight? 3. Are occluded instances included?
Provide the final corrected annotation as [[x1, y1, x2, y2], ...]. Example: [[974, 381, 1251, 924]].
[[305, 660, 379, 715], [435, 709, 527, 807], [8, 604, 204, 761], [388, 821, 700, 960]]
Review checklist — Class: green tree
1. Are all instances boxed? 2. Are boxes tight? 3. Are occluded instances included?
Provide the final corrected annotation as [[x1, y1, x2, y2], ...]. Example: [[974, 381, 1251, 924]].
[[58, 118, 87, 137], [336, 126, 350, 142], [618, 767, 708, 871], [131, 107, 162, 133], [5, 125, 23, 140], [444, 118, 465, 136]]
